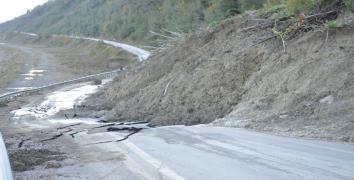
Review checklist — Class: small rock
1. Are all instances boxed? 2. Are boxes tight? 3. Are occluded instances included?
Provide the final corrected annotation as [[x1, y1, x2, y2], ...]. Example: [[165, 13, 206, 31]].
[[93, 79, 102, 85], [282, 128, 292, 132], [339, 136, 350, 142], [45, 162, 62, 169], [279, 114, 288, 119], [319, 95, 334, 105], [12, 161, 27, 172]]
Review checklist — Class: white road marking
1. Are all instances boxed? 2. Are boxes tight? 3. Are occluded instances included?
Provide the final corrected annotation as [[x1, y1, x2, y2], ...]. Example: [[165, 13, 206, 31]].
[[123, 140, 186, 180]]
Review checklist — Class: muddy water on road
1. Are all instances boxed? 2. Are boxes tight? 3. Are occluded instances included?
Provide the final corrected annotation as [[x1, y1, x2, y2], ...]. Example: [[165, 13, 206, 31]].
[[4, 79, 149, 180], [11, 80, 112, 127]]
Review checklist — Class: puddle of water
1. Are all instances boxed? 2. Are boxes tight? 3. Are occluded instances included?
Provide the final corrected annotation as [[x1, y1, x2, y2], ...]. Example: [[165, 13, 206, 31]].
[[12, 83, 99, 120], [23, 69, 46, 76], [22, 69, 46, 81], [7, 87, 34, 91], [25, 77, 34, 80], [48, 118, 101, 125], [12, 78, 113, 122]]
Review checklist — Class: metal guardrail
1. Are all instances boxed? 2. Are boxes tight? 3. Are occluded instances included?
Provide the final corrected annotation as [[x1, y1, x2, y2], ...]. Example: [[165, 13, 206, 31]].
[[0, 69, 121, 104], [0, 132, 13, 180]]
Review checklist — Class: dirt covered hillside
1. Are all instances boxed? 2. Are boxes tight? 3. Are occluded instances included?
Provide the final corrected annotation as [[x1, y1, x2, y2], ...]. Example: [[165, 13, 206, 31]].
[[80, 6, 354, 142]]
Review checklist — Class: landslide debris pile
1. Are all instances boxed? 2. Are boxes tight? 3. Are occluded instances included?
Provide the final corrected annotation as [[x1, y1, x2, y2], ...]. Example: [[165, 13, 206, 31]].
[[82, 4, 354, 142]]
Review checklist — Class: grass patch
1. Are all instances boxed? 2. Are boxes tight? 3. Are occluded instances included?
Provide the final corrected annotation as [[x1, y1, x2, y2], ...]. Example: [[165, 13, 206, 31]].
[[344, 0, 354, 12], [0, 48, 25, 88]]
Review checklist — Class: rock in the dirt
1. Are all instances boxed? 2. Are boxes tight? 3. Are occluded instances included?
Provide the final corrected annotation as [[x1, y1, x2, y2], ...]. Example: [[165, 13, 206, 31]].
[[94, 79, 102, 85], [12, 161, 27, 172], [9, 149, 66, 171], [45, 162, 62, 169]]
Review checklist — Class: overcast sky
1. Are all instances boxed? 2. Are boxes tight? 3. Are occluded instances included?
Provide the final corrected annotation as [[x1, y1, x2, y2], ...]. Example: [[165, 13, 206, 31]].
[[0, 0, 47, 23]]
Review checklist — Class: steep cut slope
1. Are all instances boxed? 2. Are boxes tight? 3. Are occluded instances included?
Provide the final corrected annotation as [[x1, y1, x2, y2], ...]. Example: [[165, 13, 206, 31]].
[[79, 8, 354, 142]]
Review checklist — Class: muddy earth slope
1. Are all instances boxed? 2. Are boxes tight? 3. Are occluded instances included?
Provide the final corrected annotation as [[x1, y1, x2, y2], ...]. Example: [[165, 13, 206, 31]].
[[81, 10, 354, 142]]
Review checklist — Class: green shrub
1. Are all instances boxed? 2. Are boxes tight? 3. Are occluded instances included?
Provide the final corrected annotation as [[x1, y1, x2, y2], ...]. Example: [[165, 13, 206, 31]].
[[270, 5, 289, 20], [205, 0, 241, 24], [239, 0, 266, 11], [324, 20, 339, 29], [344, 0, 354, 12], [259, 2, 288, 20], [264, 0, 284, 9], [97, 40, 105, 47], [286, 0, 317, 15]]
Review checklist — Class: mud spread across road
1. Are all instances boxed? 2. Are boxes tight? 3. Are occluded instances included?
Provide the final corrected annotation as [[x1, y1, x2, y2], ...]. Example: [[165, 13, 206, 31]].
[[0, 80, 149, 179], [0, 40, 141, 179]]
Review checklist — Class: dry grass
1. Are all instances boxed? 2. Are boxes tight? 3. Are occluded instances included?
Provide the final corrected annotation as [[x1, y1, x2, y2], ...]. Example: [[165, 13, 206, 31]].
[[42, 40, 137, 76], [0, 47, 25, 88]]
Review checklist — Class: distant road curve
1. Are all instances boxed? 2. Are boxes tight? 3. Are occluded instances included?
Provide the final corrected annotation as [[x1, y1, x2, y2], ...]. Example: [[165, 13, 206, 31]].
[[73, 36, 151, 62], [19, 32, 150, 61]]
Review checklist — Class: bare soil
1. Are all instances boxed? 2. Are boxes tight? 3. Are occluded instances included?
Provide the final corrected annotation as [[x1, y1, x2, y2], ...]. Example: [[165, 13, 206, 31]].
[[10, 149, 66, 172]]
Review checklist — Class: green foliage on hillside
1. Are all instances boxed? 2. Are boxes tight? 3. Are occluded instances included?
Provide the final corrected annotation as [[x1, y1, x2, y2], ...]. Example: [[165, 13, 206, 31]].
[[344, 0, 354, 12], [0, 0, 351, 44], [0, 0, 266, 44], [265, 0, 353, 15], [286, 0, 317, 15]]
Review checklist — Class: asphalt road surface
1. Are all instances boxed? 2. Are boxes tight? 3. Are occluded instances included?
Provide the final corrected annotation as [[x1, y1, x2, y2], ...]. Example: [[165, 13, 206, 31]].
[[65, 125, 354, 180]]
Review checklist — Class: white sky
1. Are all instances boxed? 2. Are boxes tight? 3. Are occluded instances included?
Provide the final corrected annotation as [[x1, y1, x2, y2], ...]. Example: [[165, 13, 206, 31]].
[[0, 0, 48, 23]]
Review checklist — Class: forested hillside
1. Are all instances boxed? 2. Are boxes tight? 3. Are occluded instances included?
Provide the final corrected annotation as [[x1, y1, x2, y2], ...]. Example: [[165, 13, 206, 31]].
[[0, 0, 265, 44], [1, 0, 353, 45]]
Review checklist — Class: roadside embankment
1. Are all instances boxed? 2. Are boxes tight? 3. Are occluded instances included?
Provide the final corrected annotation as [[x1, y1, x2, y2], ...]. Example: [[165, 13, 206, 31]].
[[78, 9, 354, 142]]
